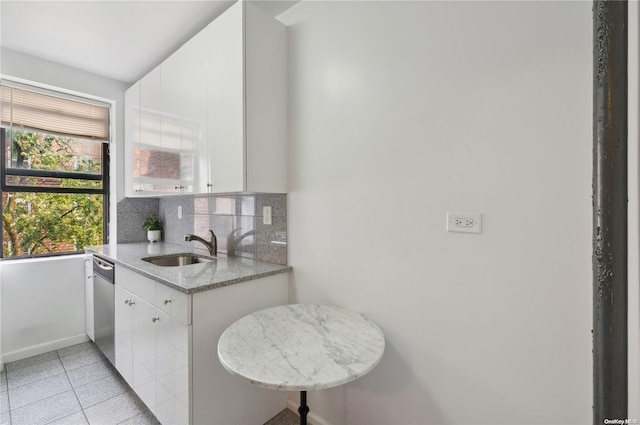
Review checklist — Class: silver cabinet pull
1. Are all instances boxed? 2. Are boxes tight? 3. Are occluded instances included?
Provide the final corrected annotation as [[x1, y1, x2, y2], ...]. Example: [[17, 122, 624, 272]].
[[152, 317, 160, 323], [125, 300, 135, 306], [163, 299, 171, 305]]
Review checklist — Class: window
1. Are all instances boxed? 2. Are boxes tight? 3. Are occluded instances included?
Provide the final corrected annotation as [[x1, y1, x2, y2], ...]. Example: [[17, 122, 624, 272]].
[[0, 81, 110, 258]]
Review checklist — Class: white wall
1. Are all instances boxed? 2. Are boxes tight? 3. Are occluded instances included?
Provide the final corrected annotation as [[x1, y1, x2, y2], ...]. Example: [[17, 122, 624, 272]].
[[0, 48, 128, 365], [1, 255, 88, 362], [280, 1, 592, 424], [1, 47, 129, 205]]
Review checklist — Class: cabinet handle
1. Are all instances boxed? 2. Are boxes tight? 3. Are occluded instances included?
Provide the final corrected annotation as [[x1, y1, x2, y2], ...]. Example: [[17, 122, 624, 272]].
[[125, 300, 135, 306], [163, 299, 171, 305], [152, 317, 160, 323], [174, 185, 185, 190]]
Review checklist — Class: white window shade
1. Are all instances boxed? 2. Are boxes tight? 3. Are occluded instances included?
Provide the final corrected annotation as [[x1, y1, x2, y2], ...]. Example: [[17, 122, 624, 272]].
[[0, 84, 110, 140]]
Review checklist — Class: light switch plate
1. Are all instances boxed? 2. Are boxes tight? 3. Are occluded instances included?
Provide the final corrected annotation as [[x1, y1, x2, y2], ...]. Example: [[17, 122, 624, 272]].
[[263, 206, 273, 225]]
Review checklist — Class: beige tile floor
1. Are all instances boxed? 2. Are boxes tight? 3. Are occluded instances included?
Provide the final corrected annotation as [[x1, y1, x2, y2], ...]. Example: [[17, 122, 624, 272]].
[[1, 342, 297, 425]]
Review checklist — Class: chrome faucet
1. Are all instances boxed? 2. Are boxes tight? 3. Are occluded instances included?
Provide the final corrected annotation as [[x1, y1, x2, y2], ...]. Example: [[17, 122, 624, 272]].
[[184, 230, 217, 256], [227, 228, 257, 256]]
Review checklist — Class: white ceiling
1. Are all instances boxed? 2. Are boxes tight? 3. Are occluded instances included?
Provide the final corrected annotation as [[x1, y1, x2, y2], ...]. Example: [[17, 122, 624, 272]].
[[0, 0, 297, 84]]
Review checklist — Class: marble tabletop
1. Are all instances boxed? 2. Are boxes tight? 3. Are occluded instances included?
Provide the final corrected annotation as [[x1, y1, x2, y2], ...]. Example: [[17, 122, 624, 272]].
[[217, 304, 385, 391]]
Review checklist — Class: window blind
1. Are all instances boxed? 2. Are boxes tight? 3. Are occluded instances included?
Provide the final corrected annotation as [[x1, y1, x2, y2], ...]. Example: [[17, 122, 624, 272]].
[[0, 83, 110, 140]]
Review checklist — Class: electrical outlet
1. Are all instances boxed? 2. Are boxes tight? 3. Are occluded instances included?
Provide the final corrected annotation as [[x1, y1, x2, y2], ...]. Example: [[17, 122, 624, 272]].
[[454, 217, 474, 227], [447, 213, 482, 234]]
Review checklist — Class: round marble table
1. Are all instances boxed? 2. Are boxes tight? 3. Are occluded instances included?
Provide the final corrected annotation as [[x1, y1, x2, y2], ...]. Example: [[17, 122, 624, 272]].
[[217, 304, 385, 425]]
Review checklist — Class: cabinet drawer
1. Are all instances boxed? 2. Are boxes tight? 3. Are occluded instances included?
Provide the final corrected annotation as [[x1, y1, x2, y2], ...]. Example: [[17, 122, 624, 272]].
[[118, 267, 155, 301], [155, 283, 191, 326]]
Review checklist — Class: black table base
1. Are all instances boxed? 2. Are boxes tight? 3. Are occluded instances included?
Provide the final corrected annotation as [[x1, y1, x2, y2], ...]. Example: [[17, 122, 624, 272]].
[[298, 391, 309, 425]]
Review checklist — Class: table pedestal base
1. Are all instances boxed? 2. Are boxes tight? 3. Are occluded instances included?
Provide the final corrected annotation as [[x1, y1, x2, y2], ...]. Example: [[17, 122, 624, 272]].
[[298, 391, 309, 425]]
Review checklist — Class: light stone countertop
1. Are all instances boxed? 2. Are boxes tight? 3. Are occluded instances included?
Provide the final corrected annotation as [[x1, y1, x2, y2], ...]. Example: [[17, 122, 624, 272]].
[[217, 304, 385, 391], [85, 242, 291, 294]]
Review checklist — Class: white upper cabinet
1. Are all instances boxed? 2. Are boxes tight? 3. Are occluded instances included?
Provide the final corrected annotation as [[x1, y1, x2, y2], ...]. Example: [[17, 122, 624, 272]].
[[124, 0, 287, 196], [243, 1, 288, 193], [126, 65, 190, 196], [161, 34, 208, 194], [124, 81, 141, 197], [184, 28, 212, 194], [203, 3, 244, 193], [139, 66, 172, 195]]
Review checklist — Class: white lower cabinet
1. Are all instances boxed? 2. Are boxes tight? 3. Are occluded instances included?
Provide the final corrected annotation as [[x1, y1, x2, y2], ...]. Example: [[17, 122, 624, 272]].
[[155, 308, 189, 425], [115, 268, 190, 425], [131, 294, 159, 415], [114, 285, 134, 385], [115, 266, 287, 425]]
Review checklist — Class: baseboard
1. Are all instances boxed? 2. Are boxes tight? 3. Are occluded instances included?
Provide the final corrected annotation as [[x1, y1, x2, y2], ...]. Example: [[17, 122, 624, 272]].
[[287, 398, 333, 425], [1, 333, 89, 363]]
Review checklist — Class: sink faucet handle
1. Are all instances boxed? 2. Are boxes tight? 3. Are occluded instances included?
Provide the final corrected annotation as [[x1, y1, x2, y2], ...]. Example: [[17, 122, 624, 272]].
[[183, 231, 217, 256], [208, 230, 217, 256]]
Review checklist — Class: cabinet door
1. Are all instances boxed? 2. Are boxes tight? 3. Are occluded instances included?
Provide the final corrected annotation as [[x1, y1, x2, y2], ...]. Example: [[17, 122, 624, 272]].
[[205, 2, 244, 193], [139, 65, 174, 195], [124, 82, 142, 196], [115, 285, 133, 386], [162, 35, 207, 195], [155, 310, 190, 425], [185, 27, 211, 194], [132, 294, 158, 414]]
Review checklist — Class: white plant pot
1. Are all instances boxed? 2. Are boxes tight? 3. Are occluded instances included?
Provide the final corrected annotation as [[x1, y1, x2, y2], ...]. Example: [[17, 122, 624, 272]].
[[147, 230, 162, 243]]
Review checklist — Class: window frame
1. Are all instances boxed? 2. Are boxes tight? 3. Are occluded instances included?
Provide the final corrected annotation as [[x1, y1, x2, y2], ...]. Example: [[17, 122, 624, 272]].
[[0, 123, 110, 259], [1, 129, 109, 194]]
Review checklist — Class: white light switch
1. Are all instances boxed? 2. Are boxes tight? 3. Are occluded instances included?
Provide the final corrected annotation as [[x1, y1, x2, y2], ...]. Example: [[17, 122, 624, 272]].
[[263, 206, 273, 225], [178, 205, 182, 219]]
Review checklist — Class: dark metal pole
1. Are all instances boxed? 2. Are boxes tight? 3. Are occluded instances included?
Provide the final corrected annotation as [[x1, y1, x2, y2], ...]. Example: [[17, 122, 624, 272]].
[[298, 391, 309, 425], [593, 1, 628, 423]]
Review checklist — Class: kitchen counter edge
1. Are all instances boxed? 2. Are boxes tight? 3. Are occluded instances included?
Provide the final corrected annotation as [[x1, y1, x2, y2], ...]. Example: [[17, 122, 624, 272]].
[[85, 243, 291, 295]]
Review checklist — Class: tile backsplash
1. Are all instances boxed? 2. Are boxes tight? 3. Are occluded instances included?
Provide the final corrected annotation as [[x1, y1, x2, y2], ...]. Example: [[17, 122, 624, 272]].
[[117, 198, 160, 243], [117, 194, 287, 265]]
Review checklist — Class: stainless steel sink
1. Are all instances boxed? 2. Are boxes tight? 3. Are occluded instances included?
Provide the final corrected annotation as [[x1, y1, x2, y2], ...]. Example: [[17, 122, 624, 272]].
[[141, 253, 215, 267]]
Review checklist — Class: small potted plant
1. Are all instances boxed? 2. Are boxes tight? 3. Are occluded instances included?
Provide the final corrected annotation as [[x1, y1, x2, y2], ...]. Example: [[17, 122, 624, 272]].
[[143, 214, 163, 243]]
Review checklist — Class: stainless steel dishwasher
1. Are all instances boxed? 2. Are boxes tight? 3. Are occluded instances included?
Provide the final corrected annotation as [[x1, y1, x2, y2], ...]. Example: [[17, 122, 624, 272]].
[[93, 255, 115, 366]]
